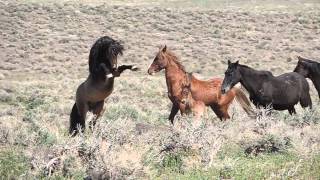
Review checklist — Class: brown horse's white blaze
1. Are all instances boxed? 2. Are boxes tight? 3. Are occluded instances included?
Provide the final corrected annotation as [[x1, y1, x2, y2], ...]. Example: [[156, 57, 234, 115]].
[[147, 45, 254, 123]]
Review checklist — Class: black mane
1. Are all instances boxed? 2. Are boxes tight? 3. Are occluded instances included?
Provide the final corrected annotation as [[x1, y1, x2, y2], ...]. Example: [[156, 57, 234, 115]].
[[297, 56, 320, 98], [238, 64, 273, 77], [298, 56, 320, 64], [88, 36, 124, 78]]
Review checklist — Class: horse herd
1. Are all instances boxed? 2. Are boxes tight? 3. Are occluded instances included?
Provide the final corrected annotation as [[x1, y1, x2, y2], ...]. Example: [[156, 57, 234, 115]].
[[69, 36, 320, 136]]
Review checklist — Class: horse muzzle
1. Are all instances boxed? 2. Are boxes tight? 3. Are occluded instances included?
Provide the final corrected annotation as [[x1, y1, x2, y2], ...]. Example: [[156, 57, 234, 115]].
[[221, 86, 230, 94], [148, 69, 155, 75]]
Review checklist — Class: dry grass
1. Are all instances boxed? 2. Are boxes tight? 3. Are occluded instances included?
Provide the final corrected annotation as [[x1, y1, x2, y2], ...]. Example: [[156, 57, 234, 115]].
[[1, 0, 320, 179]]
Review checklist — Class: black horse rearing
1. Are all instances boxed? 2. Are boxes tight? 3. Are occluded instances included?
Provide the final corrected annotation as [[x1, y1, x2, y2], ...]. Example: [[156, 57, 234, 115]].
[[69, 36, 138, 135], [294, 56, 320, 99], [221, 61, 312, 114]]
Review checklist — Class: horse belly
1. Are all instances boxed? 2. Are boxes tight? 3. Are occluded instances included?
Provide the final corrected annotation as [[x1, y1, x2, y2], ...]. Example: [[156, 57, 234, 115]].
[[272, 90, 300, 107], [86, 83, 114, 102]]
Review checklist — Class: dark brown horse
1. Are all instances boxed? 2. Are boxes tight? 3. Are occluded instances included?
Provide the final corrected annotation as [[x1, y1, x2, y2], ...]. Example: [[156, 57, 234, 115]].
[[147, 46, 253, 123], [70, 36, 138, 135], [221, 60, 312, 114], [294, 56, 320, 99]]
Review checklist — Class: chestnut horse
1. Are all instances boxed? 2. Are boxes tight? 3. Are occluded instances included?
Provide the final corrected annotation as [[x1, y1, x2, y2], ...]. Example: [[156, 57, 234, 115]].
[[179, 73, 207, 120], [70, 36, 138, 135], [147, 46, 253, 123]]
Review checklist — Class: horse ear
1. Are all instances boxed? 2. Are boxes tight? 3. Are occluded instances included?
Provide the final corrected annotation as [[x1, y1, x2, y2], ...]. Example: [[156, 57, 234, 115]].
[[228, 60, 231, 65], [235, 60, 239, 66], [162, 45, 167, 53]]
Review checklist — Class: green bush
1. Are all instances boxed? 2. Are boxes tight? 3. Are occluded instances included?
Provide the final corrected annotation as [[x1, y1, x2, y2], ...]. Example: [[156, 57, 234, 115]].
[[104, 105, 140, 121], [161, 153, 184, 173], [0, 150, 29, 179]]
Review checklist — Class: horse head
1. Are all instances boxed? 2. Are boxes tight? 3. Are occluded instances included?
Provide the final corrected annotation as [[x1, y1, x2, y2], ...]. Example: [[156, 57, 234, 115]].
[[147, 45, 169, 75], [294, 56, 311, 78], [221, 60, 241, 94]]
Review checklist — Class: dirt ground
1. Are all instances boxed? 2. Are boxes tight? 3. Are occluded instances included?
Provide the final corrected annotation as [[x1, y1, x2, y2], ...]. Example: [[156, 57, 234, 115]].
[[0, 0, 320, 179]]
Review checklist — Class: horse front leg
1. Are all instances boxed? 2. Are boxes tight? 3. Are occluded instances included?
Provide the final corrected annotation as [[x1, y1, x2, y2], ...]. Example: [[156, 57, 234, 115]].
[[169, 103, 179, 124], [288, 107, 296, 115], [113, 65, 139, 77], [99, 63, 113, 78]]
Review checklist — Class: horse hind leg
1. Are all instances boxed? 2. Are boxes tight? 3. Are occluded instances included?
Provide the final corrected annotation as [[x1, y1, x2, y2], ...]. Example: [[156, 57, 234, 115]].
[[89, 101, 105, 131], [210, 104, 230, 121], [288, 107, 296, 115], [70, 102, 88, 136]]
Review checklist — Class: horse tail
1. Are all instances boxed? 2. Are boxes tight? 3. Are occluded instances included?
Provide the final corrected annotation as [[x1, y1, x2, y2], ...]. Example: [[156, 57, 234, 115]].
[[233, 87, 255, 117], [69, 103, 82, 135], [300, 79, 312, 109]]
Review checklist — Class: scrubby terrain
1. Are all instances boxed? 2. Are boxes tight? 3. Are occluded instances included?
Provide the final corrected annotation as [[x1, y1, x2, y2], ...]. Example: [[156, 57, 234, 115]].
[[1, 0, 320, 179]]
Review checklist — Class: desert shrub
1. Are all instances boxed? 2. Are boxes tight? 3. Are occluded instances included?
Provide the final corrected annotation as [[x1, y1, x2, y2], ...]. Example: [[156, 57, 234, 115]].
[[35, 129, 57, 146], [284, 107, 320, 126], [161, 153, 303, 179], [161, 153, 184, 173], [104, 104, 140, 121], [217, 143, 243, 160], [297, 153, 320, 179], [242, 134, 291, 156], [0, 150, 29, 179]]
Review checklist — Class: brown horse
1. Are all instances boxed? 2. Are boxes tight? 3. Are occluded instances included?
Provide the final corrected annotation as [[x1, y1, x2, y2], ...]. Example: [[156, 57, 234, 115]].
[[179, 74, 207, 120], [70, 36, 138, 135], [147, 46, 253, 123]]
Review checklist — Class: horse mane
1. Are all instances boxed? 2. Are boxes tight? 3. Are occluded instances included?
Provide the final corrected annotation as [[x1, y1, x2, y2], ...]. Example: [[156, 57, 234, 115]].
[[298, 56, 320, 74], [238, 64, 273, 77], [298, 56, 320, 64], [88, 36, 124, 77], [163, 50, 186, 72]]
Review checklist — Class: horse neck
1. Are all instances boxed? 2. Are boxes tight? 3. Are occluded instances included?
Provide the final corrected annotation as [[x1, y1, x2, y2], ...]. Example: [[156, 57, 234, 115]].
[[239, 66, 271, 95], [164, 59, 186, 94]]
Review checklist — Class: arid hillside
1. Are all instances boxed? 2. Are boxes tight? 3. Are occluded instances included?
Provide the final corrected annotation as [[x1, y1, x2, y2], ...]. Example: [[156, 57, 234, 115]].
[[0, 0, 320, 179]]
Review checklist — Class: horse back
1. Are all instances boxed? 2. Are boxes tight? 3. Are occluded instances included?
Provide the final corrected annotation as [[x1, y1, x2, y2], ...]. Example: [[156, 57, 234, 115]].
[[270, 72, 309, 105], [190, 76, 235, 105]]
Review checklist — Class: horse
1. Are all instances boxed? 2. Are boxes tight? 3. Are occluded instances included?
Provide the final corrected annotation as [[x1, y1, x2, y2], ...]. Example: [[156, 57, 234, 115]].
[[70, 36, 138, 135], [179, 73, 208, 121], [294, 56, 320, 99], [221, 60, 312, 114], [147, 46, 253, 123]]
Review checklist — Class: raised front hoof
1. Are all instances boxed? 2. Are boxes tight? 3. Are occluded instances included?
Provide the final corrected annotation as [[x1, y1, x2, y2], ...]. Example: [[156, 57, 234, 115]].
[[131, 66, 139, 71]]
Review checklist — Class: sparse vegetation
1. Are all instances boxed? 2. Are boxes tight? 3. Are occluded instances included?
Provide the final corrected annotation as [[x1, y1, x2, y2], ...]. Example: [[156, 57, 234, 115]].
[[1, 0, 320, 179], [0, 150, 29, 179]]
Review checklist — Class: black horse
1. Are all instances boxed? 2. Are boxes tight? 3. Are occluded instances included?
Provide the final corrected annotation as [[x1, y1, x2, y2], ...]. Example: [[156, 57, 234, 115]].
[[221, 60, 312, 114], [294, 56, 320, 99], [70, 36, 138, 135]]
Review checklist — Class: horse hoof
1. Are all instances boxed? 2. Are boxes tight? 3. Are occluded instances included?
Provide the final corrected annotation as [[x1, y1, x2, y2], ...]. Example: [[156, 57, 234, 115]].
[[131, 66, 139, 71], [106, 73, 113, 78]]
